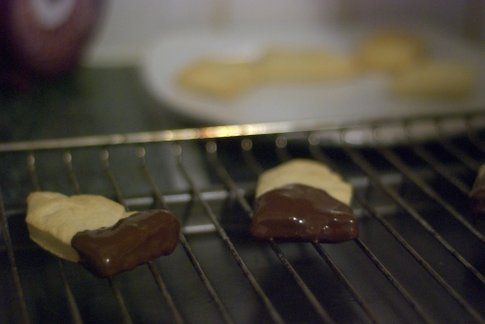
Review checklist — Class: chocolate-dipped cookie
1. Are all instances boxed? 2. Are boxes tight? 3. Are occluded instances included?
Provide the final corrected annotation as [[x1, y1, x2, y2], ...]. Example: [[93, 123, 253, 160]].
[[72, 209, 180, 277], [251, 159, 357, 242], [26, 192, 180, 277]]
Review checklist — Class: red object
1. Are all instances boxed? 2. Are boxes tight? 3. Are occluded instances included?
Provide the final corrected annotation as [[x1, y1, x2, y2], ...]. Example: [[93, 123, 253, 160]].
[[1, 0, 105, 87]]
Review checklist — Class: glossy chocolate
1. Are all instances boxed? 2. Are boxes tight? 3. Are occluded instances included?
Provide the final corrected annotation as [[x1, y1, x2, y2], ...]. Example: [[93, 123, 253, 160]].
[[251, 184, 358, 242], [470, 165, 485, 217], [72, 209, 180, 277]]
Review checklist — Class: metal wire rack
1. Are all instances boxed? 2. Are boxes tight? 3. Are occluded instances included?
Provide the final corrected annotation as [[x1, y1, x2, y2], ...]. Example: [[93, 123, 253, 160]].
[[1, 111, 484, 324]]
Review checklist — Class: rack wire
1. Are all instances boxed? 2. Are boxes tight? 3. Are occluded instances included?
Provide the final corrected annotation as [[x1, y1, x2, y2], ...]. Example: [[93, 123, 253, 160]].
[[0, 111, 484, 323]]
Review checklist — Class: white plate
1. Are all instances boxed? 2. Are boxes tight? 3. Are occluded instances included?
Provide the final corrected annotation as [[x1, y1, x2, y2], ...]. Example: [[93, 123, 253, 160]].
[[140, 25, 485, 124]]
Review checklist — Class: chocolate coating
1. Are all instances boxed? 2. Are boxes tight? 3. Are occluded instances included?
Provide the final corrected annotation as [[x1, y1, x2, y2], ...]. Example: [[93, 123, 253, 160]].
[[251, 184, 358, 242], [72, 209, 180, 277]]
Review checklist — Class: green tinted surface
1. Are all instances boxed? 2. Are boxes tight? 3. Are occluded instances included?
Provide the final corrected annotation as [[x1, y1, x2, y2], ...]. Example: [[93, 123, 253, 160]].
[[0, 67, 204, 142]]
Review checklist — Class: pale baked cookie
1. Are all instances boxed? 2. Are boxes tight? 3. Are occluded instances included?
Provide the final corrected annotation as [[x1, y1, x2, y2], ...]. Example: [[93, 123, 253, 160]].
[[256, 47, 358, 82], [391, 61, 474, 98], [177, 58, 256, 99], [251, 159, 357, 242], [255, 159, 352, 205], [26, 192, 181, 277], [26, 192, 132, 262], [358, 31, 426, 73]]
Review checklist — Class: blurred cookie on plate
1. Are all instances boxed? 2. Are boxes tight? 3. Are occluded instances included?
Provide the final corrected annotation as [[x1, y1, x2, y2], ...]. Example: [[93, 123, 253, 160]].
[[391, 61, 475, 98], [358, 30, 426, 73], [177, 58, 256, 99], [256, 47, 359, 82]]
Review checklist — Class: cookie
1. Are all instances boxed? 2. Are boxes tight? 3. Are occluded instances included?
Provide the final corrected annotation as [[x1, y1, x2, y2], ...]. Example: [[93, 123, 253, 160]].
[[26, 192, 180, 277], [358, 30, 426, 73], [27, 192, 132, 262], [470, 164, 485, 218], [256, 47, 358, 82], [255, 159, 352, 204], [391, 61, 474, 98], [177, 58, 256, 99], [251, 159, 357, 242], [72, 209, 180, 277]]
